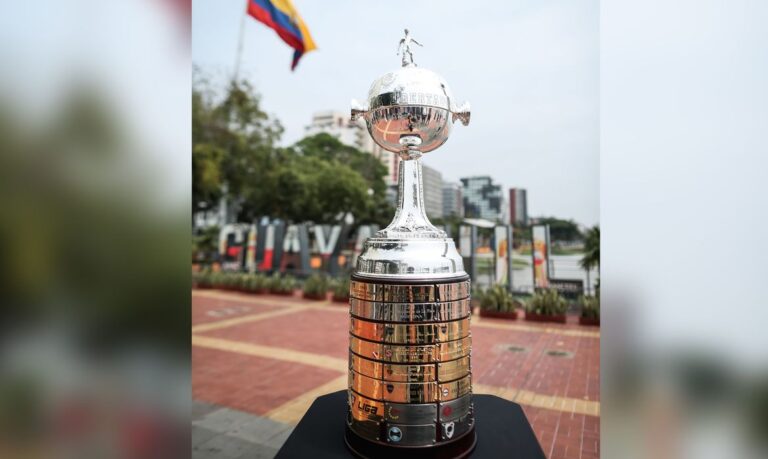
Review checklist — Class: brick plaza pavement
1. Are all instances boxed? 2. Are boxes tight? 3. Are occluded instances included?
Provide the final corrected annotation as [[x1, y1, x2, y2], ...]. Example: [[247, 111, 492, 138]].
[[192, 289, 600, 459]]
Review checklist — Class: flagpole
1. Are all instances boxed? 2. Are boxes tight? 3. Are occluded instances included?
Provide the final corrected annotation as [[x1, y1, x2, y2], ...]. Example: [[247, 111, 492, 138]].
[[233, 3, 248, 83]]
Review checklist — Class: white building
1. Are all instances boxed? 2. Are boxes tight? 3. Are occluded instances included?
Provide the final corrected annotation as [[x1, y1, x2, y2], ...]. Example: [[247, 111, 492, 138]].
[[422, 164, 444, 219]]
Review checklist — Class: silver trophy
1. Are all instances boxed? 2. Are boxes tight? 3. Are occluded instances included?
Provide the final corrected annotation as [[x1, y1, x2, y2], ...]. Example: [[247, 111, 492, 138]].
[[345, 30, 475, 459]]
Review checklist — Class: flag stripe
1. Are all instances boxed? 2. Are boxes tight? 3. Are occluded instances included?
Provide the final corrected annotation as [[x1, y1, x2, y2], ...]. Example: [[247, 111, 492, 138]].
[[247, 0, 304, 52]]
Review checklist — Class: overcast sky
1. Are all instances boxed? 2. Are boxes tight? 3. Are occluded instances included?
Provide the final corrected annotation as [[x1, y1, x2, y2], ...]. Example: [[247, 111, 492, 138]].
[[193, 0, 599, 226]]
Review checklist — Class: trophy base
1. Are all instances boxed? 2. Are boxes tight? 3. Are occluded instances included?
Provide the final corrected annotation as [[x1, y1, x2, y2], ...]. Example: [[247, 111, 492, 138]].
[[344, 425, 477, 459]]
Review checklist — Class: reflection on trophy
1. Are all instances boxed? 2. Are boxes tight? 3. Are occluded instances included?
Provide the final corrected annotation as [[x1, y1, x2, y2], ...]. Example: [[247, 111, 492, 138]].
[[345, 30, 475, 459]]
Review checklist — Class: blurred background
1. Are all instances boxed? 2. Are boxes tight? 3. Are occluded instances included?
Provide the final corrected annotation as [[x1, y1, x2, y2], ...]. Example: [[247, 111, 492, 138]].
[[601, 1, 768, 458], [0, 0, 766, 459], [0, 1, 191, 458]]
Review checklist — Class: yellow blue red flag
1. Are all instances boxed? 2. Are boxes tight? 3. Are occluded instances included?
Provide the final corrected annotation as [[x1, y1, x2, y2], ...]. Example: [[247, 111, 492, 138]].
[[246, 0, 316, 70]]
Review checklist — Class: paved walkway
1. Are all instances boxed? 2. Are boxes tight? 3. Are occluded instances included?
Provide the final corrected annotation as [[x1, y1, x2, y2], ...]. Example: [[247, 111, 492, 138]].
[[192, 289, 600, 459]]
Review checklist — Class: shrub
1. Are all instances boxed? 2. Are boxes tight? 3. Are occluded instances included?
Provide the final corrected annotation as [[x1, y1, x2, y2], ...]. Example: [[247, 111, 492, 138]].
[[192, 270, 212, 288], [331, 277, 351, 301], [479, 285, 520, 313], [303, 273, 329, 298], [526, 289, 568, 316], [580, 295, 600, 319], [244, 273, 269, 293], [269, 274, 297, 294], [472, 285, 486, 305], [236, 273, 251, 290], [212, 272, 242, 289], [208, 271, 227, 289]]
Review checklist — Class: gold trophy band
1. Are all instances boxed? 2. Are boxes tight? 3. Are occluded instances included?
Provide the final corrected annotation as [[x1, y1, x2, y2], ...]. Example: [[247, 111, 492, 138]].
[[347, 280, 474, 446]]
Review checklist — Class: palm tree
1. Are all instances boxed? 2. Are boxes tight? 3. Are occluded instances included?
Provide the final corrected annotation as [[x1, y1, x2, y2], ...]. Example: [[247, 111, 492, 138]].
[[580, 225, 600, 271]]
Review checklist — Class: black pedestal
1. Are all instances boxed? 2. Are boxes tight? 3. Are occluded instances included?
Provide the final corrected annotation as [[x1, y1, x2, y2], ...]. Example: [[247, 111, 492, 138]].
[[274, 390, 545, 459]]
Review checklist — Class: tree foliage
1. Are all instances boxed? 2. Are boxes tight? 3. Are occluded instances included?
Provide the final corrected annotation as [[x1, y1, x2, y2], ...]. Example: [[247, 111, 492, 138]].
[[535, 217, 583, 242], [192, 74, 392, 226], [580, 225, 600, 271]]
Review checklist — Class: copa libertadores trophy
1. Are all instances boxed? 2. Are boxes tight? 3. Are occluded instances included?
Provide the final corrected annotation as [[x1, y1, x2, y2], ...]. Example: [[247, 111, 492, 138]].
[[344, 30, 475, 459]]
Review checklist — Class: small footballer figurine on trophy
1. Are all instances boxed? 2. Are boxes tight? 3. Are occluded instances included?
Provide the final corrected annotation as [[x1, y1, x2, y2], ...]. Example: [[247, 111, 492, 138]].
[[345, 30, 475, 459]]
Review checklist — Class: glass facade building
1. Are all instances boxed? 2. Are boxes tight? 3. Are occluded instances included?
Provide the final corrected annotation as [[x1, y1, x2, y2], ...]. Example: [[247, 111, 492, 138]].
[[460, 176, 505, 222]]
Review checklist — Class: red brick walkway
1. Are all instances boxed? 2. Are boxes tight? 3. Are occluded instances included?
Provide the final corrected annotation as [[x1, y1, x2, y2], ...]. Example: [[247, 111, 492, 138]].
[[192, 289, 600, 459]]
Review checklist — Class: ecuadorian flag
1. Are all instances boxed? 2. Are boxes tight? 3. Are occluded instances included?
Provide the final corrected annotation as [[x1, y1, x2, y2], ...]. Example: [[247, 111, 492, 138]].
[[247, 0, 317, 70]]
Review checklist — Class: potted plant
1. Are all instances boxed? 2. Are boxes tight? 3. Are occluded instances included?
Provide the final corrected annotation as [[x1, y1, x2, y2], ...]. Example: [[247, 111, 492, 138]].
[[302, 273, 329, 300], [478, 285, 521, 320], [524, 289, 568, 323], [578, 294, 600, 326], [219, 272, 236, 290], [209, 271, 227, 289], [244, 273, 269, 294], [269, 274, 297, 296], [229, 273, 245, 292], [192, 270, 212, 289], [471, 286, 485, 311], [331, 277, 351, 303], [236, 273, 252, 292]]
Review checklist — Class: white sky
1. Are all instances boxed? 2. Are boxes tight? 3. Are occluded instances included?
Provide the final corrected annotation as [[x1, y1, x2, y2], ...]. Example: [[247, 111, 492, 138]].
[[192, 0, 599, 226]]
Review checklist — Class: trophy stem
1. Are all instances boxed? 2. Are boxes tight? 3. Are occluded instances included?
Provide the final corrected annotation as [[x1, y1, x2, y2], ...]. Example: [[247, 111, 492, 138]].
[[378, 155, 444, 239]]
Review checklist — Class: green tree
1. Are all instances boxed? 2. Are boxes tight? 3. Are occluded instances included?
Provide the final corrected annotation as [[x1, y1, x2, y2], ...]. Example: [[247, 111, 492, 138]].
[[293, 133, 392, 225], [192, 74, 392, 226], [535, 217, 583, 242], [192, 73, 283, 214], [580, 225, 600, 271]]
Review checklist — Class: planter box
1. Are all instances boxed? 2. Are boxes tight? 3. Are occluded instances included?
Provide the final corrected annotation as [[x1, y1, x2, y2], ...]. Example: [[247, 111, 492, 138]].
[[579, 316, 600, 326], [478, 309, 518, 320], [332, 296, 349, 304], [303, 292, 327, 301], [271, 290, 295, 296], [525, 312, 567, 324]]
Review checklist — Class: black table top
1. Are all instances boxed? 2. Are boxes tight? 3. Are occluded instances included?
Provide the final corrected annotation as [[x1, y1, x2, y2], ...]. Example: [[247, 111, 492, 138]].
[[275, 390, 546, 459]]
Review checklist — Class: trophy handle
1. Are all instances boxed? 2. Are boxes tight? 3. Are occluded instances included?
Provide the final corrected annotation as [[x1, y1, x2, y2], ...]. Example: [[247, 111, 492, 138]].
[[350, 99, 369, 122], [452, 101, 471, 126]]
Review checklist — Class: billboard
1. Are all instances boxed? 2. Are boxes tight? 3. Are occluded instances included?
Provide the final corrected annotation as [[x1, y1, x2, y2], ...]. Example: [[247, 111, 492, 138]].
[[532, 225, 550, 288], [494, 225, 513, 288]]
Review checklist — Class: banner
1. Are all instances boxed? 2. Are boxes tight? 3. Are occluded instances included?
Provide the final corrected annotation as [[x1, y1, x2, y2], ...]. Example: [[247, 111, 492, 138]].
[[494, 225, 513, 288], [458, 225, 472, 257], [532, 225, 550, 288]]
